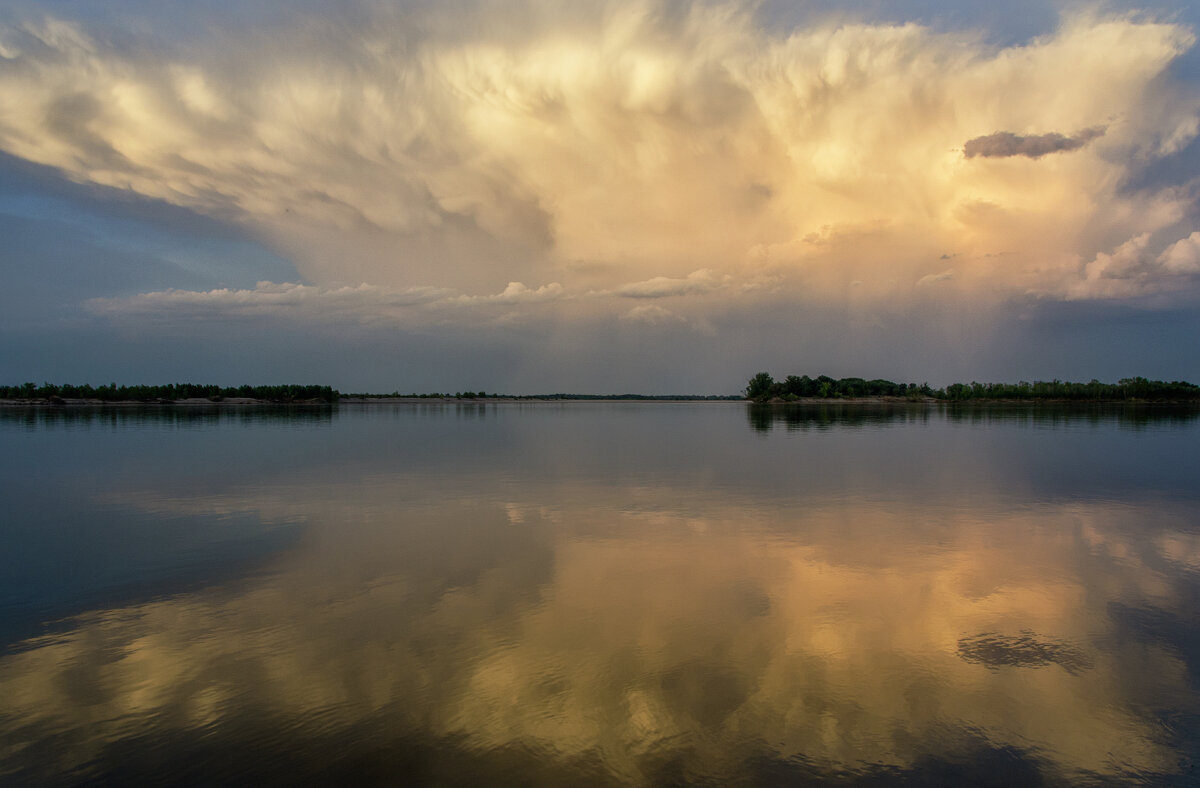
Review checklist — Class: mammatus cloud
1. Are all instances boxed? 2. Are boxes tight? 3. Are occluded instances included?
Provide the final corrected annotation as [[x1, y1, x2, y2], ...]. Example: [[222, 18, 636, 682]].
[[1, 3, 1199, 320], [963, 127, 1107, 159]]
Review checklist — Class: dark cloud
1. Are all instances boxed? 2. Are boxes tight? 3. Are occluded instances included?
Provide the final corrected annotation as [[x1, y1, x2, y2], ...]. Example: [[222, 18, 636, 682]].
[[963, 126, 1106, 159], [957, 630, 1092, 674]]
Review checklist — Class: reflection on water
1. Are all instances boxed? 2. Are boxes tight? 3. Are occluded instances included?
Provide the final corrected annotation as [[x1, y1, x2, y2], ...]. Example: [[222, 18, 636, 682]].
[[0, 404, 335, 430], [747, 402, 1200, 432], [956, 631, 1094, 674], [1, 404, 1199, 785]]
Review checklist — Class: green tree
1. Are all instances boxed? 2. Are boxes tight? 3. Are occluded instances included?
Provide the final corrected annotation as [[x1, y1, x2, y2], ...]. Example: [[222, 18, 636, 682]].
[[745, 372, 776, 400]]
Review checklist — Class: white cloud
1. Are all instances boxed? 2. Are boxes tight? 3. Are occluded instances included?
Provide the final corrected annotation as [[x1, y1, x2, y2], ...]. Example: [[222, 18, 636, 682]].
[[610, 269, 725, 299], [1087, 233, 1154, 280], [620, 304, 684, 325], [452, 281, 565, 304], [87, 281, 447, 315], [916, 269, 954, 286], [1066, 231, 1200, 300], [85, 281, 435, 324], [83, 276, 582, 328], [1158, 231, 1200, 274]]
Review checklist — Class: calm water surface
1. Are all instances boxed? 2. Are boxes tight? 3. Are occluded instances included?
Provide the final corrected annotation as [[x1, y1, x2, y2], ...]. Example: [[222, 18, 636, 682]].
[[1, 403, 1199, 786]]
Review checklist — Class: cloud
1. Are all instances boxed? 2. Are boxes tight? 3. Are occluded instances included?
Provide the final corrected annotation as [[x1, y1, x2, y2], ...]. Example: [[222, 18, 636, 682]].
[[620, 304, 684, 325], [611, 269, 724, 299], [0, 3, 1197, 313], [83, 280, 490, 324], [87, 281, 450, 316], [452, 281, 565, 304], [1066, 231, 1200, 300], [1159, 232, 1200, 274], [963, 127, 1107, 159], [1086, 233, 1155, 281], [84, 275, 582, 330], [917, 269, 955, 286]]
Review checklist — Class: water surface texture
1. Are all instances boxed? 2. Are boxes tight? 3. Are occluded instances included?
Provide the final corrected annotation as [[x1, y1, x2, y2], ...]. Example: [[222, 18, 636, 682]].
[[2, 403, 1199, 786]]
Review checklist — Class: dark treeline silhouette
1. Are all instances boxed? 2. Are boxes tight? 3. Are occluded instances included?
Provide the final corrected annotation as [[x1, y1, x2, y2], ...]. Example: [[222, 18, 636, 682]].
[[746, 373, 934, 401], [745, 373, 1200, 402], [343, 391, 493, 399], [1, 382, 339, 403], [937, 377, 1200, 401]]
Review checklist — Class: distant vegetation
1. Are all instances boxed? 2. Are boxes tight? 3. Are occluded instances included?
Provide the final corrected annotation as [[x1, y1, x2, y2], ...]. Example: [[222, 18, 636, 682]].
[[745, 373, 1200, 402], [343, 391, 498, 399], [523, 393, 742, 401], [9, 377, 1196, 405], [745, 373, 933, 401], [5, 385, 739, 403], [1, 382, 339, 403], [343, 391, 742, 400]]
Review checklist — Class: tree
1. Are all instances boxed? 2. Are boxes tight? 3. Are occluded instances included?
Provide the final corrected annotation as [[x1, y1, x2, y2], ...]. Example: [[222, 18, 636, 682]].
[[745, 372, 776, 400]]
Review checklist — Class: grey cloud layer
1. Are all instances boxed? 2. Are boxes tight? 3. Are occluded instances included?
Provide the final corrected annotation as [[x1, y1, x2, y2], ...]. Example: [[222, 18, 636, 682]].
[[83, 271, 735, 328], [963, 127, 1107, 159]]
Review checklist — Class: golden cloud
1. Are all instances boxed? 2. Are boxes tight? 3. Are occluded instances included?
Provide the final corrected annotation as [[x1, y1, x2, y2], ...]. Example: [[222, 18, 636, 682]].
[[1, 3, 1198, 312]]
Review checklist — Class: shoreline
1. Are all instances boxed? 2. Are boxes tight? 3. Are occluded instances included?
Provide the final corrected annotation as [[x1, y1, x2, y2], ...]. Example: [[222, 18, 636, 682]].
[[3, 396, 1196, 408]]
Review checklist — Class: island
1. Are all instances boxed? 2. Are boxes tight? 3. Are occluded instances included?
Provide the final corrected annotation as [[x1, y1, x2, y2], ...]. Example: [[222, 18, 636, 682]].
[[743, 373, 1200, 403]]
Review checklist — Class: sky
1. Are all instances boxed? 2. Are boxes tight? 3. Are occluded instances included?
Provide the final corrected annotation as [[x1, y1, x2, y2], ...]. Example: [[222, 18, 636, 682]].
[[2, 0, 1200, 394]]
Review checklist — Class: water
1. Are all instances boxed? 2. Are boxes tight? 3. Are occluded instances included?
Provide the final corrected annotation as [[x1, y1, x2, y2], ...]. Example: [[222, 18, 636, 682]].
[[1, 402, 1198, 786]]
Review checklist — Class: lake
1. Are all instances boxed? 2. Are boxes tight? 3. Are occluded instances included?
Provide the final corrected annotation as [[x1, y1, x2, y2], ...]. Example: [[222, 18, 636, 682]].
[[2, 402, 1199, 786]]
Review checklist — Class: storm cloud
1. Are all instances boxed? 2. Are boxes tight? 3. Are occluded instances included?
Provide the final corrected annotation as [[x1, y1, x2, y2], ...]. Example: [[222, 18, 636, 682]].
[[2, 1, 1200, 390], [0, 4, 1196, 308]]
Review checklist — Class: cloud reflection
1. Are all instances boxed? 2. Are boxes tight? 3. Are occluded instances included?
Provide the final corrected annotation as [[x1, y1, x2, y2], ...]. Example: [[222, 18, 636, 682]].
[[0, 480, 1194, 784]]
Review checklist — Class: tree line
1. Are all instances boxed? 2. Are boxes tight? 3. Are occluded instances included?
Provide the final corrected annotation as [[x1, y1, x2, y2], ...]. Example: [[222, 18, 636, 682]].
[[342, 392, 742, 400], [746, 373, 934, 401], [342, 391, 493, 399], [1, 382, 339, 403], [745, 373, 1200, 402], [527, 393, 742, 401]]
